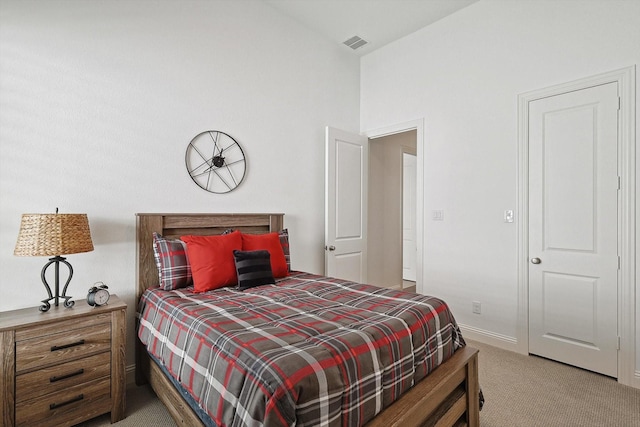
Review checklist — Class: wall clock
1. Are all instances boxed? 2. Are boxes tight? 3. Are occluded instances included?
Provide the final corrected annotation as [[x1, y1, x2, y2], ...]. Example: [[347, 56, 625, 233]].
[[185, 130, 246, 193]]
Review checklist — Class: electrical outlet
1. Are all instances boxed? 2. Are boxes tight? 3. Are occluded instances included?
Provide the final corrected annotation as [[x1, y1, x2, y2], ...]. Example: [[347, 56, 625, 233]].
[[472, 301, 481, 314]]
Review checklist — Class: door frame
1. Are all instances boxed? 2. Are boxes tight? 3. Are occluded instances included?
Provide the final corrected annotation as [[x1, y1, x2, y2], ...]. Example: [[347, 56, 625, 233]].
[[364, 119, 424, 294], [517, 66, 636, 386]]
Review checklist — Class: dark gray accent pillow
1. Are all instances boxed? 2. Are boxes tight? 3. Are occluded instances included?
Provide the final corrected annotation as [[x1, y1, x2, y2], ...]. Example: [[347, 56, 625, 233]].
[[233, 250, 275, 290]]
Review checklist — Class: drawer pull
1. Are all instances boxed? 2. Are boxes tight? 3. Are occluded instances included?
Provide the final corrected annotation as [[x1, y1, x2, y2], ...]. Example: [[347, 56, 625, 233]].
[[50, 368, 84, 383], [51, 339, 85, 352], [49, 394, 84, 410]]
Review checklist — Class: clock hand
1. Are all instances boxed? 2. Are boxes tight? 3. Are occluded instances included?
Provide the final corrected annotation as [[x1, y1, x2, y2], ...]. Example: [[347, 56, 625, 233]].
[[208, 131, 224, 157]]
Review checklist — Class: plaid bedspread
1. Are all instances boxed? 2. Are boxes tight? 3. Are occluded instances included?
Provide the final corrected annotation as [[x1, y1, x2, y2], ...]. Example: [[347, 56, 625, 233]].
[[138, 271, 465, 427]]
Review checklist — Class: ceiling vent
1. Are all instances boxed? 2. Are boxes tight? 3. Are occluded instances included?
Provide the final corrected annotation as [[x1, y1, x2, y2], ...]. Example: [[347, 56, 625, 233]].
[[343, 35, 368, 50]]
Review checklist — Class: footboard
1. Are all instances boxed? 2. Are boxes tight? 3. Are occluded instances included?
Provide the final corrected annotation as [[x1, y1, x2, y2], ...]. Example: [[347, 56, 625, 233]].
[[365, 346, 480, 427], [138, 345, 479, 427]]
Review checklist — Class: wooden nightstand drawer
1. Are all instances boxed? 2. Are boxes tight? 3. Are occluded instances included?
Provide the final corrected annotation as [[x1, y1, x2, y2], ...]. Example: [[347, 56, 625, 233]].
[[16, 351, 111, 403], [15, 318, 111, 373], [15, 376, 111, 427], [15, 312, 111, 341]]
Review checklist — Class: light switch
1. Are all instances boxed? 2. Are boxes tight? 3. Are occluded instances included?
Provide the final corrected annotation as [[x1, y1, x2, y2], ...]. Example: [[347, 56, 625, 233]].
[[432, 210, 444, 221], [504, 210, 514, 223]]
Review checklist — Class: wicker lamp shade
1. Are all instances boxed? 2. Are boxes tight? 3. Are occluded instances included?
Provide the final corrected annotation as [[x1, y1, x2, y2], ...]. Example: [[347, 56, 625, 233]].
[[14, 213, 94, 257]]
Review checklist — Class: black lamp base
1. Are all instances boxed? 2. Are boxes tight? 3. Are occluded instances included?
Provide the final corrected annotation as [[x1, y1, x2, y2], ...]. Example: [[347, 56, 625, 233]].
[[39, 256, 75, 312]]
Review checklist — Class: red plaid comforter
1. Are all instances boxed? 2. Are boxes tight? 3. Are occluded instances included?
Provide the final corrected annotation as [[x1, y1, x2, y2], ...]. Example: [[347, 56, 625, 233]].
[[138, 271, 465, 427]]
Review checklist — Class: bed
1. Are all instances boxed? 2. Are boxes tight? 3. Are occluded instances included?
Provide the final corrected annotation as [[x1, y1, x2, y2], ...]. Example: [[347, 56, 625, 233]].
[[135, 213, 480, 427]]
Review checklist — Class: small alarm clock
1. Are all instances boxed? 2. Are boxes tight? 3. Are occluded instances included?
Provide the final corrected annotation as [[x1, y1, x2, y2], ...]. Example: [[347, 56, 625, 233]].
[[87, 282, 110, 307]]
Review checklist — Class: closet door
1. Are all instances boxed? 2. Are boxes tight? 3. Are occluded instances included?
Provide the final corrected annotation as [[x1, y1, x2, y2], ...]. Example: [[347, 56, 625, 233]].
[[528, 82, 619, 377]]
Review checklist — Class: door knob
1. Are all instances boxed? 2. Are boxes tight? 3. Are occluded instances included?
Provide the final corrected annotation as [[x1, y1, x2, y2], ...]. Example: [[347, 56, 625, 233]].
[[326, 245, 336, 251], [531, 257, 541, 264]]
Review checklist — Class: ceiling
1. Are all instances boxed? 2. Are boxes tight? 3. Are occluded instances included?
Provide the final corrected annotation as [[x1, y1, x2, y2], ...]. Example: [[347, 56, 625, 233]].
[[265, 0, 479, 56]]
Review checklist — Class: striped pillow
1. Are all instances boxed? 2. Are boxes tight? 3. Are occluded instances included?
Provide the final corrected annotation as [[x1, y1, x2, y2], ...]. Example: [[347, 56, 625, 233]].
[[233, 250, 275, 291], [279, 228, 291, 272], [152, 232, 192, 290]]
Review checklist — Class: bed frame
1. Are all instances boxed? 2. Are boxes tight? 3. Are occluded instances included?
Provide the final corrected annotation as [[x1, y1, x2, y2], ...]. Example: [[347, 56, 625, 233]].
[[135, 213, 480, 427]]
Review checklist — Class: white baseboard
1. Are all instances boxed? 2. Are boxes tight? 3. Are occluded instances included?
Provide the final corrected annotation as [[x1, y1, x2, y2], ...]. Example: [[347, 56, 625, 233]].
[[632, 371, 640, 389], [458, 323, 521, 353]]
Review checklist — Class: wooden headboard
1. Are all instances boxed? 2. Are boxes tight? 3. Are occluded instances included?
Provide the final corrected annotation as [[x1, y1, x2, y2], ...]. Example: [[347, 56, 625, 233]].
[[135, 213, 284, 301]]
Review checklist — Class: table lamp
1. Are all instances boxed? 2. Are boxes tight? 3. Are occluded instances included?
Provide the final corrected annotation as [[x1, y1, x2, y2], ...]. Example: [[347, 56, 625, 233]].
[[14, 209, 94, 312]]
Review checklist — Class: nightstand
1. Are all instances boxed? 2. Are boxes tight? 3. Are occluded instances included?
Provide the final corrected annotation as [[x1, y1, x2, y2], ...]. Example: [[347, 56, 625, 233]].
[[0, 295, 127, 427]]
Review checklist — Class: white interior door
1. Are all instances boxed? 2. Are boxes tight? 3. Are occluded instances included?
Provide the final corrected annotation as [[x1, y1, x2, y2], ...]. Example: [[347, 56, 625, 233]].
[[528, 82, 619, 377], [402, 152, 417, 282], [325, 127, 368, 282]]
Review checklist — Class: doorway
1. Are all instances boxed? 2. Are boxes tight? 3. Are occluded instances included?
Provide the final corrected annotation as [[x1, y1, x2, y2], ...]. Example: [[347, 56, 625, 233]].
[[325, 120, 425, 293], [367, 130, 417, 290]]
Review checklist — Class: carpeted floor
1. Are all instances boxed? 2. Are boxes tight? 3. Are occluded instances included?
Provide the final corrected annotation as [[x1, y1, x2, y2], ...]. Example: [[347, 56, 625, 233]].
[[79, 340, 640, 426], [469, 340, 640, 427], [78, 384, 177, 427]]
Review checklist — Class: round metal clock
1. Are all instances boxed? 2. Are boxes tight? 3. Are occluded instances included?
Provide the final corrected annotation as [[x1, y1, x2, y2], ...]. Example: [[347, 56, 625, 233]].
[[185, 130, 246, 194]]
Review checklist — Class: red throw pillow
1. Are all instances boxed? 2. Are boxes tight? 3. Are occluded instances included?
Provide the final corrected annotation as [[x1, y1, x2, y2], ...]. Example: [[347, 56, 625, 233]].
[[241, 232, 289, 278], [181, 231, 242, 292]]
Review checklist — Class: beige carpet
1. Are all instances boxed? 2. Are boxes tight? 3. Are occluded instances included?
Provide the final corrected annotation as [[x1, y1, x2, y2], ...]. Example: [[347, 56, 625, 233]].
[[79, 340, 640, 426], [470, 340, 640, 426], [77, 384, 177, 427]]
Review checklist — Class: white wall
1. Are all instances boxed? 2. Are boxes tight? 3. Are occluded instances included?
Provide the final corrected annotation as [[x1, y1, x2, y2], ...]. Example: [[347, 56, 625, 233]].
[[361, 0, 639, 381], [0, 0, 360, 366]]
